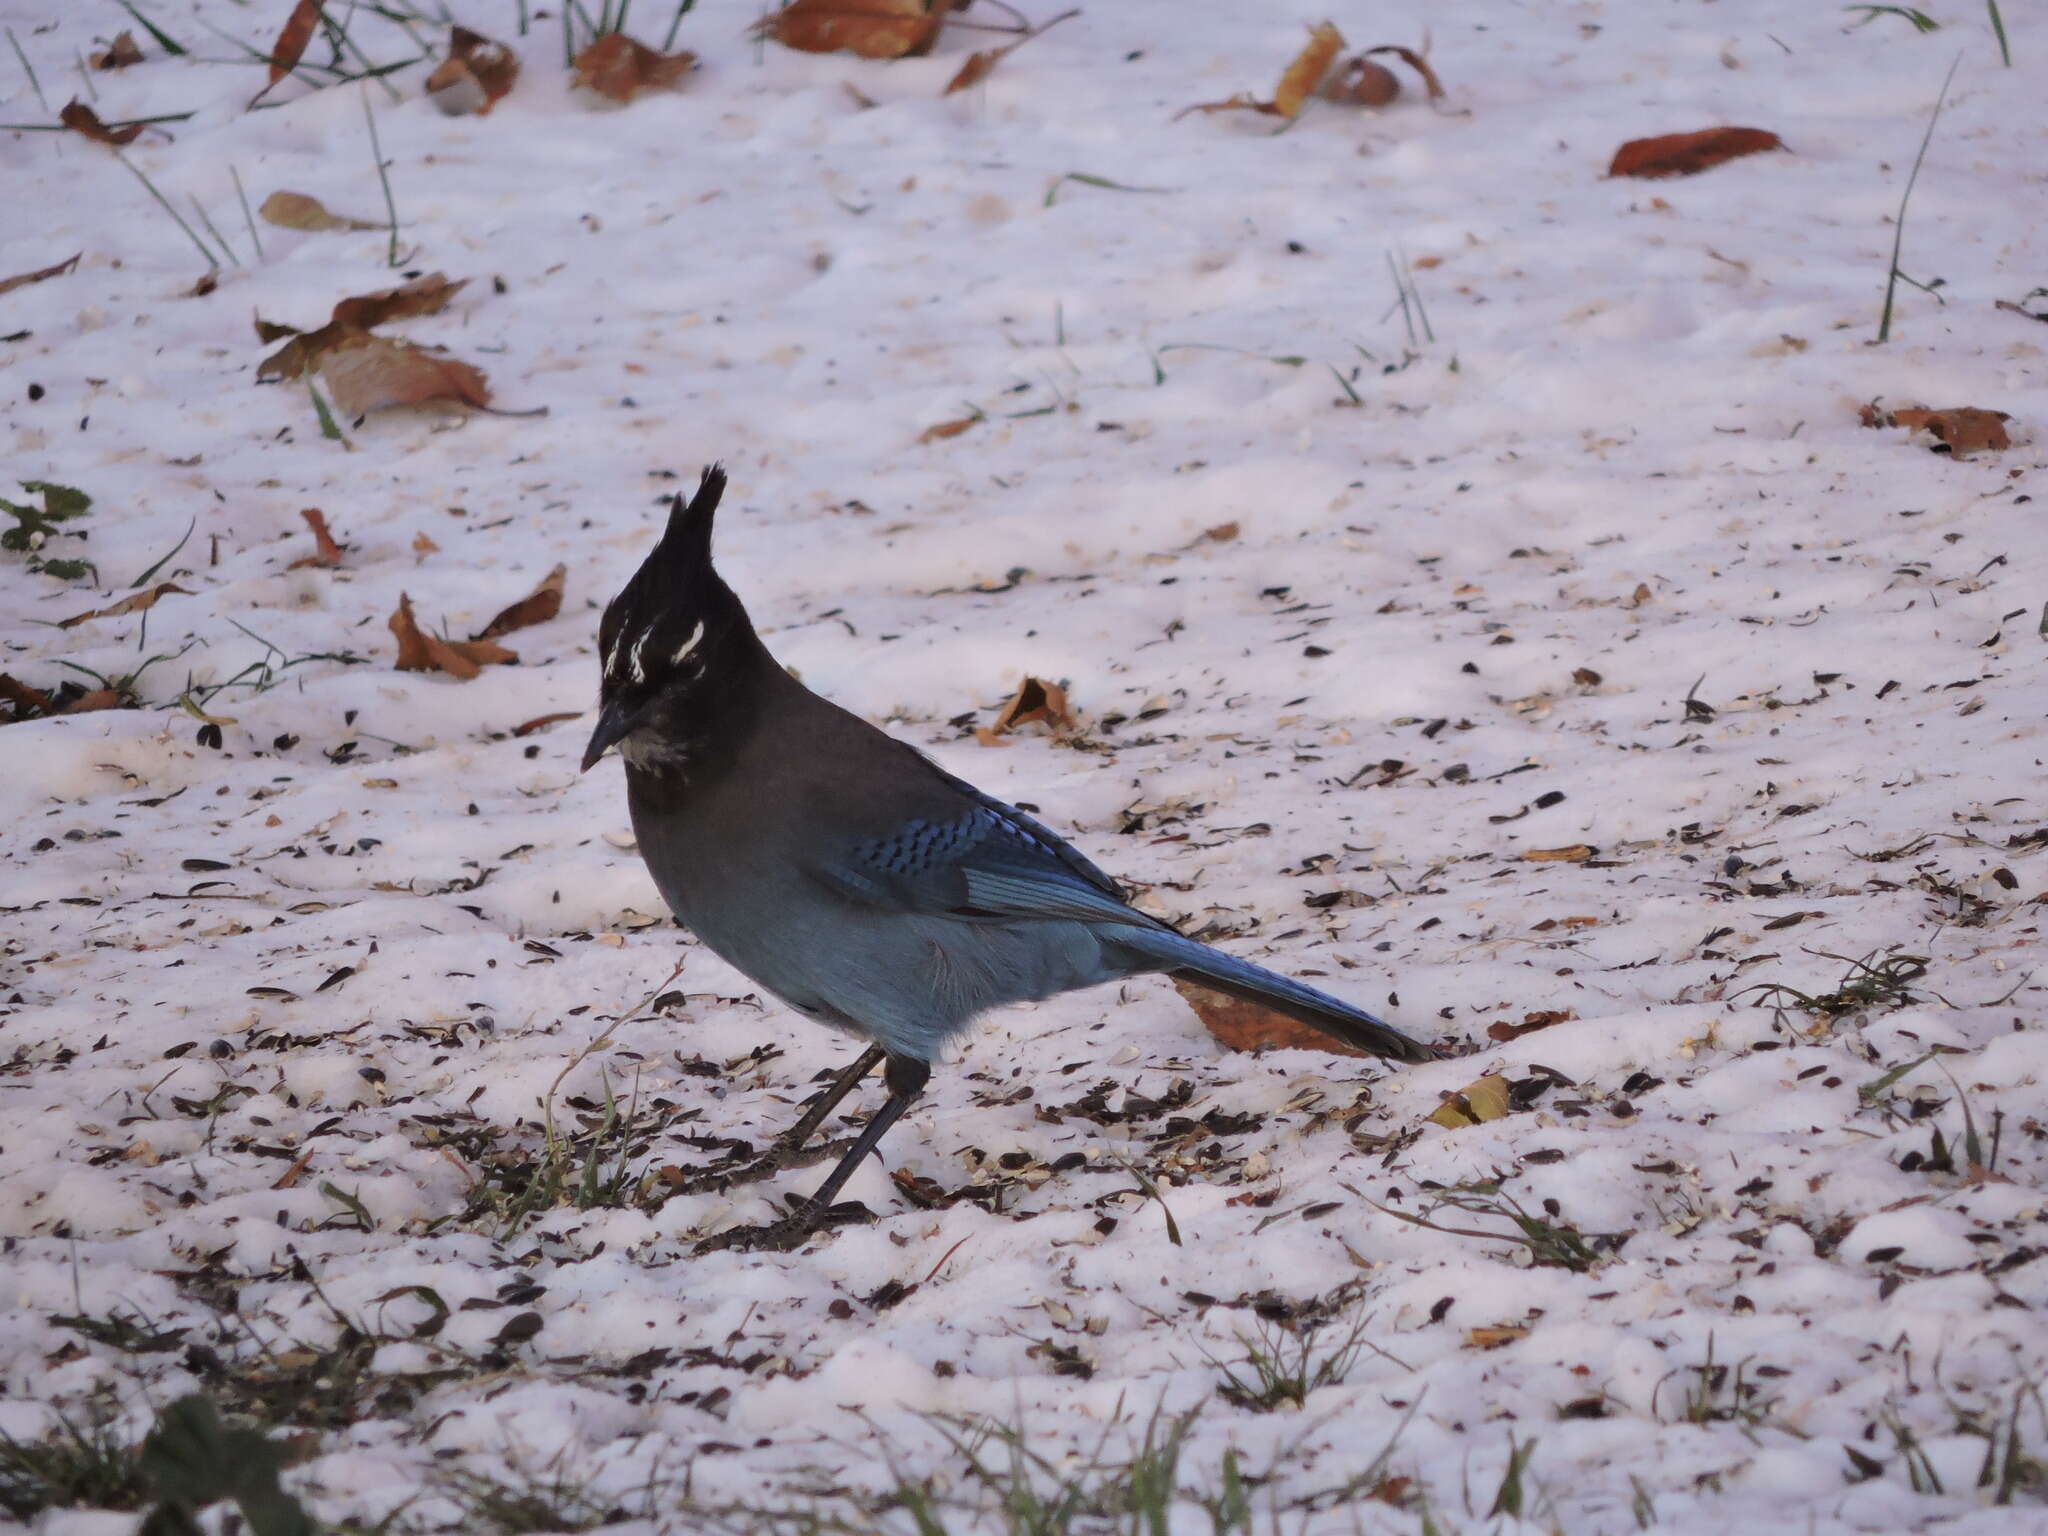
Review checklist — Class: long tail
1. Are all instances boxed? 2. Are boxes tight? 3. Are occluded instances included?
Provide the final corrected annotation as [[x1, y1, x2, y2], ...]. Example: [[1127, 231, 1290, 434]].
[[1113, 928, 1437, 1063]]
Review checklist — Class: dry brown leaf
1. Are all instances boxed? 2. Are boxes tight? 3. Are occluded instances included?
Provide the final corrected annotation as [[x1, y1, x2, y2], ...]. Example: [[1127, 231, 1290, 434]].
[[270, 1147, 317, 1190], [1322, 57, 1398, 107], [987, 675, 1071, 737], [1465, 1325, 1529, 1350], [318, 334, 492, 416], [0, 252, 81, 297], [59, 100, 143, 146], [0, 674, 54, 720], [1362, 44, 1445, 101], [474, 563, 565, 640], [91, 31, 145, 69], [1521, 844, 1595, 863], [266, 0, 321, 87], [1608, 127, 1784, 179], [1427, 1074, 1513, 1128], [919, 412, 982, 443], [1180, 21, 1344, 121], [512, 711, 581, 737], [942, 7, 1076, 95], [427, 26, 520, 116], [56, 582, 189, 630], [412, 531, 441, 556], [1174, 977, 1368, 1056], [331, 272, 469, 329], [1204, 521, 1239, 542], [260, 190, 381, 232], [1889, 406, 2012, 458], [757, 0, 950, 60], [1487, 1008, 1575, 1043], [572, 32, 696, 103], [287, 508, 345, 569], [944, 47, 1002, 94], [0, 675, 121, 724], [258, 273, 470, 381], [390, 592, 517, 680]]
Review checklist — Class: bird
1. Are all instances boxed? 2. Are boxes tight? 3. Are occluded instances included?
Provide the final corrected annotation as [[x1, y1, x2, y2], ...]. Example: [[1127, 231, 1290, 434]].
[[582, 465, 1436, 1252]]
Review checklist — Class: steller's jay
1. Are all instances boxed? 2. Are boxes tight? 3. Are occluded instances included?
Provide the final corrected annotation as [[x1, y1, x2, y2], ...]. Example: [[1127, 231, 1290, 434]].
[[583, 466, 1436, 1251]]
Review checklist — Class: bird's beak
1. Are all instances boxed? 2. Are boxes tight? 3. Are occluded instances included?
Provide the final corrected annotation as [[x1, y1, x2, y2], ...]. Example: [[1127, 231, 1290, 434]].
[[580, 697, 638, 772]]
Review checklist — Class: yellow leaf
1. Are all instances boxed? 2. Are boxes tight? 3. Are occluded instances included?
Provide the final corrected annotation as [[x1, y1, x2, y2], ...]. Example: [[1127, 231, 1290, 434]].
[[1426, 1074, 1512, 1128]]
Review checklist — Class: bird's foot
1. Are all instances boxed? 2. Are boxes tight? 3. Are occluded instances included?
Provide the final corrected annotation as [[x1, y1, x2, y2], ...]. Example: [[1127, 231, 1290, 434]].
[[729, 1133, 860, 1186], [656, 1135, 860, 1198], [692, 1197, 873, 1256]]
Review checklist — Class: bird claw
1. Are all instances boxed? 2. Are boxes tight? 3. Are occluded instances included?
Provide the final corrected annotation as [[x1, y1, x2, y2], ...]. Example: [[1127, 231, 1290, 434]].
[[735, 1133, 860, 1184], [651, 1135, 860, 1199], [692, 1198, 873, 1255]]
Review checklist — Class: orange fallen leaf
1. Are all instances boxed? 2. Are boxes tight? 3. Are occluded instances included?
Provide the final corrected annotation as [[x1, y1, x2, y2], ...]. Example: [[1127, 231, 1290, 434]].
[[287, 508, 345, 569], [1174, 977, 1368, 1056], [317, 333, 492, 416], [56, 583, 188, 630], [757, 0, 951, 60], [0, 252, 81, 296], [1486, 1009, 1575, 1043], [512, 711, 581, 737], [474, 563, 565, 640], [1465, 1325, 1528, 1350], [1520, 844, 1595, 863], [1888, 406, 2012, 459], [426, 25, 520, 116], [91, 32, 145, 70], [260, 190, 381, 232], [571, 32, 696, 103], [1608, 127, 1784, 179], [59, 100, 143, 146], [412, 531, 441, 556], [919, 412, 983, 443], [1204, 521, 1239, 542], [270, 1147, 317, 1190], [389, 592, 518, 680], [1180, 21, 1345, 121], [942, 7, 1076, 95], [1274, 22, 1346, 116], [265, 0, 321, 89], [987, 675, 1071, 736]]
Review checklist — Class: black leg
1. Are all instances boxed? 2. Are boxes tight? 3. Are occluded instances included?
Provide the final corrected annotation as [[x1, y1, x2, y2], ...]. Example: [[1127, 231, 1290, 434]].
[[778, 1042, 886, 1150], [695, 1054, 930, 1254]]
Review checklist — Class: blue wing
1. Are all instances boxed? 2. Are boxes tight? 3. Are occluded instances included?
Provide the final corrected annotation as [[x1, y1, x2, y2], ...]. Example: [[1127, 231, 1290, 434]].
[[809, 778, 1156, 930]]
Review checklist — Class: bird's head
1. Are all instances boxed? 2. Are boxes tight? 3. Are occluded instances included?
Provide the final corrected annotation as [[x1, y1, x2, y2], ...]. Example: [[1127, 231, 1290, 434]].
[[581, 464, 740, 772]]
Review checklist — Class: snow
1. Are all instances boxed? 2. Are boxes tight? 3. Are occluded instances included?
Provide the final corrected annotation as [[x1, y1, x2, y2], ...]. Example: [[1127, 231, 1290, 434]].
[[2, 1, 2046, 1531]]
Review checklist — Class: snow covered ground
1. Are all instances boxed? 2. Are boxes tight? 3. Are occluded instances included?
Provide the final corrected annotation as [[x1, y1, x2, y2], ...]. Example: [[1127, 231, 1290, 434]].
[[3, 1, 2046, 1531]]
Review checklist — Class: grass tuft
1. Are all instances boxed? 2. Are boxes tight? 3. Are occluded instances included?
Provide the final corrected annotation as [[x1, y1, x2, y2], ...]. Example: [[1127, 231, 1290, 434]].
[[1875, 54, 1960, 343], [0, 1411, 148, 1521], [1209, 1310, 1372, 1413]]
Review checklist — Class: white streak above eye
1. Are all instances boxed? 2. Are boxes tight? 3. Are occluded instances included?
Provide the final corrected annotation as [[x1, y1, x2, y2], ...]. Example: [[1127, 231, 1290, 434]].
[[627, 628, 651, 684], [671, 620, 706, 668]]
